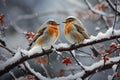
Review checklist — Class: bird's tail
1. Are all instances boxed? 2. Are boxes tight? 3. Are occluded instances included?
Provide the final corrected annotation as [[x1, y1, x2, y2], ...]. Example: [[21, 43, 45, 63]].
[[89, 45, 100, 57]]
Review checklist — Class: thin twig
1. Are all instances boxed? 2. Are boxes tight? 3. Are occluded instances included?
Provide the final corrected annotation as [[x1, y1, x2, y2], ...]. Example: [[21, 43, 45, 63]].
[[9, 71, 16, 80], [0, 47, 17, 80], [0, 34, 120, 76], [0, 44, 39, 79], [112, 0, 117, 35], [112, 60, 120, 80], [77, 50, 93, 57], [84, 0, 114, 17], [69, 51, 85, 70], [0, 44, 15, 55], [98, 0, 120, 43], [40, 63, 51, 78], [106, 0, 120, 15]]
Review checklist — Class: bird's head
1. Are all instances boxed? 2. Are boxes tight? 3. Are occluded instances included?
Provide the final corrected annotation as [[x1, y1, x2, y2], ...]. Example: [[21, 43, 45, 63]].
[[47, 19, 59, 26], [63, 16, 78, 23]]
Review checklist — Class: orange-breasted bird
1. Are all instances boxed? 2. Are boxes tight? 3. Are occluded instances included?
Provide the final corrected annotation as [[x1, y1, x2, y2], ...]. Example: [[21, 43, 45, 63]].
[[22, 19, 60, 56], [63, 16, 100, 57]]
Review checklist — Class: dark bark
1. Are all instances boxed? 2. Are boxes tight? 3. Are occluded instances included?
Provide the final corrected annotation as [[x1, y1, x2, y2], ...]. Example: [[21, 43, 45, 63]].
[[0, 34, 120, 76]]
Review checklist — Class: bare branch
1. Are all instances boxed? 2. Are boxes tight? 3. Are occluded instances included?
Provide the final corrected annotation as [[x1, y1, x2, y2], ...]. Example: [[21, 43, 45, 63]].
[[0, 45, 15, 55], [81, 57, 120, 79], [112, 0, 117, 35], [0, 31, 120, 76], [84, 0, 114, 17], [69, 51, 85, 70], [106, 0, 120, 15]]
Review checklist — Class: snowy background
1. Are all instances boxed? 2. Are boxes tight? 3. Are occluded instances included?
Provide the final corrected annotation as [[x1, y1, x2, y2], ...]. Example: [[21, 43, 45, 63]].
[[0, 0, 120, 80]]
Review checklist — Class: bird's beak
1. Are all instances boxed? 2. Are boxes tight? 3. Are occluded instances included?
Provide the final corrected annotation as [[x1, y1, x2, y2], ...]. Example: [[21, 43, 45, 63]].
[[62, 21, 66, 23]]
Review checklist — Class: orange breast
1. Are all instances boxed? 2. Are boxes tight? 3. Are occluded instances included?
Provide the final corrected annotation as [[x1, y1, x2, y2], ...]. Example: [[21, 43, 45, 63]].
[[64, 22, 73, 34], [48, 25, 60, 37]]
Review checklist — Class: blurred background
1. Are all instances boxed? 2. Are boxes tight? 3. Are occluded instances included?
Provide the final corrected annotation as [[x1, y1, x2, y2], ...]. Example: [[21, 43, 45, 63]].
[[0, 0, 120, 80]]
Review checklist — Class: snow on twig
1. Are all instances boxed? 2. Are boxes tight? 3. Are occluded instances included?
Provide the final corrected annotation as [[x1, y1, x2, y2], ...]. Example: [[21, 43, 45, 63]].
[[12, 57, 120, 80], [0, 27, 120, 77], [0, 48, 22, 70]]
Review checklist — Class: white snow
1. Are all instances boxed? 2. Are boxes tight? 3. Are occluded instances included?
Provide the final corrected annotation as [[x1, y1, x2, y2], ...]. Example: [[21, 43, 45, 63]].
[[0, 27, 120, 79], [95, 27, 100, 31], [84, 56, 120, 71], [15, 55, 120, 80], [84, 27, 120, 43], [21, 45, 42, 57], [57, 52, 62, 55], [24, 61, 84, 80], [76, 78, 82, 80], [9, 71, 17, 80], [0, 46, 42, 71], [54, 28, 120, 50], [72, 50, 76, 56], [52, 71, 84, 80], [0, 52, 120, 80], [54, 43, 70, 49], [108, 75, 112, 80], [0, 48, 22, 70], [24, 62, 49, 80], [112, 64, 117, 71]]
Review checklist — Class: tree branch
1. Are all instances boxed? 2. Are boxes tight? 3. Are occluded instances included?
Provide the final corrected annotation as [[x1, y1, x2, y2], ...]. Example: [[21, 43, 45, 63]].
[[106, 0, 120, 16], [81, 57, 120, 79], [0, 30, 120, 76], [9, 56, 120, 80], [84, 0, 114, 17]]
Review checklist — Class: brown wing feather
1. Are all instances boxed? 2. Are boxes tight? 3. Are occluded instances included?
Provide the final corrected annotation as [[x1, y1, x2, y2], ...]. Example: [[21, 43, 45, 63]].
[[29, 27, 47, 48], [74, 24, 90, 39]]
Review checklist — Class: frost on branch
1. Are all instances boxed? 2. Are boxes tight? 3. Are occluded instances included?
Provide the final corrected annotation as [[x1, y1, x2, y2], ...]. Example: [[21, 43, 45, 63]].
[[0, 48, 22, 70], [0, 27, 120, 80], [84, 27, 120, 43], [21, 46, 42, 57], [0, 0, 120, 79]]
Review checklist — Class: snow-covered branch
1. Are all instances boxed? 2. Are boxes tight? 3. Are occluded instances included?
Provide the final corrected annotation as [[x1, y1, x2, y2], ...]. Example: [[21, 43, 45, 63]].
[[16, 56, 120, 80], [0, 28, 120, 76]]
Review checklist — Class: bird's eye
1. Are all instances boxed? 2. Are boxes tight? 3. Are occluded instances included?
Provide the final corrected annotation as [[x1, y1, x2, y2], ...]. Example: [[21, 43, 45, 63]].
[[68, 20, 72, 22], [51, 23, 53, 25]]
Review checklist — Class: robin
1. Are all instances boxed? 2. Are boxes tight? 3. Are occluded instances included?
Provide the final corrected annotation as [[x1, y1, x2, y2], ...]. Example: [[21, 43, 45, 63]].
[[22, 19, 60, 56], [63, 16, 100, 57]]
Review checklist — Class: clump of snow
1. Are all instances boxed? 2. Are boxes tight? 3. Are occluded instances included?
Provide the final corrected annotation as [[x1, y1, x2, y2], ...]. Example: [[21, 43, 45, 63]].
[[84, 27, 120, 43], [52, 71, 85, 80], [57, 52, 62, 55], [112, 64, 117, 71], [108, 75, 112, 80], [95, 27, 100, 31], [72, 50, 76, 56], [21, 45, 42, 57], [19, 64, 26, 70], [84, 56, 120, 71], [54, 43, 70, 49]]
